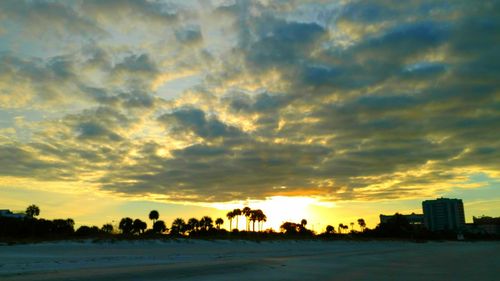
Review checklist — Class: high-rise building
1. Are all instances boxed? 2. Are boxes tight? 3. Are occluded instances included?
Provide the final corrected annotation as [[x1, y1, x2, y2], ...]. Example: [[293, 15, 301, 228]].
[[422, 198, 465, 232]]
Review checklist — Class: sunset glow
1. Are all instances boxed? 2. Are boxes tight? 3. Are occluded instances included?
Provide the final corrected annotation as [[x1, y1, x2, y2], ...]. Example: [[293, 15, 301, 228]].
[[0, 0, 499, 232]]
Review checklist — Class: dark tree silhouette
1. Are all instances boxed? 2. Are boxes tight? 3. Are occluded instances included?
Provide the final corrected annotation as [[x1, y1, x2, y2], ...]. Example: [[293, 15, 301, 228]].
[[75, 225, 100, 236], [52, 219, 75, 236], [343, 224, 349, 232], [199, 216, 213, 231], [187, 218, 199, 233], [242, 207, 251, 231], [232, 209, 242, 230], [257, 211, 267, 231], [280, 222, 300, 234], [171, 218, 187, 235], [338, 223, 345, 234], [101, 223, 113, 234], [26, 204, 40, 218], [250, 210, 258, 231], [153, 220, 167, 233], [301, 219, 307, 228], [326, 225, 335, 234], [149, 210, 159, 224], [357, 218, 366, 232], [133, 219, 147, 234], [248, 209, 265, 232], [119, 217, 134, 234], [215, 218, 224, 229], [226, 211, 234, 231], [350, 222, 355, 232]]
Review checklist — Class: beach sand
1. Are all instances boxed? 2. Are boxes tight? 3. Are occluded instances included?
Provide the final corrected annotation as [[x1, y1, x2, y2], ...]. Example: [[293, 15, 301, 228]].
[[0, 240, 498, 280]]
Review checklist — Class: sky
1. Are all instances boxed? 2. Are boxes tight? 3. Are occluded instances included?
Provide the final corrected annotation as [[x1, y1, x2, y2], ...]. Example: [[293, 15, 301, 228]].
[[0, 0, 499, 232]]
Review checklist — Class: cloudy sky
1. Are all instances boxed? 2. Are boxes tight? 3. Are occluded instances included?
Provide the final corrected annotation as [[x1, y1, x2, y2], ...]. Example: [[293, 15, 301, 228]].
[[0, 0, 499, 230]]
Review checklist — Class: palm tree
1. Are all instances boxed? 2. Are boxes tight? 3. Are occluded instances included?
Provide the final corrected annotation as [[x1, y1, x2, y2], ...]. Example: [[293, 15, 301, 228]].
[[326, 225, 334, 234], [226, 211, 234, 230], [343, 224, 349, 233], [133, 219, 147, 234], [187, 218, 199, 233], [101, 224, 113, 234], [301, 219, 307, 228], [119, 217, 134, 234], [149, 210, 159, 224], [249, 210, 265, 232], [242, 207, 251, 231], [26, 204, 40, 218], [171, 218, 186, 235], [215, 218, 224, 229], [357, 218, 366, 232], [257, 211, 267, 231], [232, 208, 242, 230], [153, 220, 167, 233], [350, 222, 355, 232], [338, 223, 344, 234], [199, 216, 213, 231]]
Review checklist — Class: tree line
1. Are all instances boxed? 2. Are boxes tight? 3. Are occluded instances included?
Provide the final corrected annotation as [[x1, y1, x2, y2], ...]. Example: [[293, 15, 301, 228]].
[[2, 205, 495, 241]]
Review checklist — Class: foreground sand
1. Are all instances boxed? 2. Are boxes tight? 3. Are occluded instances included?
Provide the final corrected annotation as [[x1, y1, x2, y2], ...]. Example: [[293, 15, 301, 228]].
[[0, 240, 498, 281]]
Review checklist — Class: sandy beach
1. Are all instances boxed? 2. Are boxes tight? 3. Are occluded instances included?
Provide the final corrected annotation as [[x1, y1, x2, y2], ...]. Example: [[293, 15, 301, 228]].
[[0, 240, 498, 281]]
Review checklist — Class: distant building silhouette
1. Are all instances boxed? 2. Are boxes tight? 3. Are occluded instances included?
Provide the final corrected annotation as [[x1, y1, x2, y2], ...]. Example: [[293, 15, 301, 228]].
[[0, 209, 25, 219], [467, 216, 500, 235], [422, 198, 465, 232], [379, 213, 423, 225]]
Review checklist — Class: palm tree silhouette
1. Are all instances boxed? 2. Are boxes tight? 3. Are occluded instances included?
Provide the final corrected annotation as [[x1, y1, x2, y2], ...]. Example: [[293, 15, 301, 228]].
[[215, 218, 224, 229], [242, 207, 251, 231], [226, 211, 234, 230], [119, 217, 134, 234], [133, 219, 147, 234], [357, 218, 366, 232], [350, 222, 355, 232], [149, 210, 159, 225], [232, 208, 242, 230], [26, 204, 40, 218], [187, 217, 199, 233], [101, 224, 113, 233], [249, 210, 257, 231], [171, 218, 186, 235], [326, 225, 334, 234], [200, 216, 213, 231], [338, 223, 344, 234], [301, 219, 307, 228], [153, 220, 167, 233], [257, 211, 267, 231], [343, 224, 349, 233]]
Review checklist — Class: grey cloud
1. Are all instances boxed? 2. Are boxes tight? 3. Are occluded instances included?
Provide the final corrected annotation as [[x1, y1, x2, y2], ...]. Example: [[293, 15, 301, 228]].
[[1, 0, 499, 203], [76, 122, 122, 142], [0, 144, 69, 180], [113, 54, 158, 75], [79, 0, 177, 25], [0, 0, 105, 38], [175, 26, 203, 44], [245, 20, 325, 69], [158, 107, 244, 140]]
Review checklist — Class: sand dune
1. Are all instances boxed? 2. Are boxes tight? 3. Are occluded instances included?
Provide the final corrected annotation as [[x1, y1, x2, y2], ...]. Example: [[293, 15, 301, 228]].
[[0, 240, 498, 281]]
